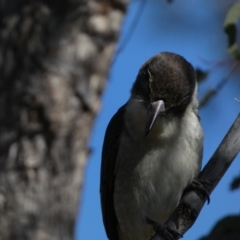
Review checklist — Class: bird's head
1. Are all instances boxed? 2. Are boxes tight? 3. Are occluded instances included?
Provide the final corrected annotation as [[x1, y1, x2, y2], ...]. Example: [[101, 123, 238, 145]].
[[131, 52, 197, 135]]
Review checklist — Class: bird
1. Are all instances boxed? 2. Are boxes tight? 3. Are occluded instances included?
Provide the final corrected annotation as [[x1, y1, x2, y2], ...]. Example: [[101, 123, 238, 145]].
[[100, 52, 203, 240]]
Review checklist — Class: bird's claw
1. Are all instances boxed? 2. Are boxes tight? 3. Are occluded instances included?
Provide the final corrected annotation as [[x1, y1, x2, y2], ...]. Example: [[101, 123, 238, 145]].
[[185, 179, 211, 204], [145, 217, 183, 240]]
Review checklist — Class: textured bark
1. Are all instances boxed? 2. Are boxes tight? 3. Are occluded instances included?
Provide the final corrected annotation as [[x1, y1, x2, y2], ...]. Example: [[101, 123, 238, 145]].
[[0, 1, 127, 239]]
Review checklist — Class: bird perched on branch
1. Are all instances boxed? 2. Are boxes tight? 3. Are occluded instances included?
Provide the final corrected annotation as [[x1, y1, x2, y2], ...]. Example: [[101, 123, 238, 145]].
[[100, 52, 203, 240]]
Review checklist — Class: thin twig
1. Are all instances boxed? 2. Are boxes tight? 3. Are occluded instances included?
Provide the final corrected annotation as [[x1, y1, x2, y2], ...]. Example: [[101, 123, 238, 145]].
[[112, 0, 148, 65]]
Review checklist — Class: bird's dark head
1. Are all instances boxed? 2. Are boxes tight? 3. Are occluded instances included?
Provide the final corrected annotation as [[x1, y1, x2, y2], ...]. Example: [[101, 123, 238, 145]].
[[131, 52, 197, 135], [131, 52, 196, 114]]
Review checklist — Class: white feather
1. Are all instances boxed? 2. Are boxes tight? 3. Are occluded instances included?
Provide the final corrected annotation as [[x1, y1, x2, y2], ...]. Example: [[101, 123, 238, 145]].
[[114, 87, 203, 240]]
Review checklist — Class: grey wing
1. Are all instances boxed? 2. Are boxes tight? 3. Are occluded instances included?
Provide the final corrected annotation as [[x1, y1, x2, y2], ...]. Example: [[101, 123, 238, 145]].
[[100, 104, 126, 240]]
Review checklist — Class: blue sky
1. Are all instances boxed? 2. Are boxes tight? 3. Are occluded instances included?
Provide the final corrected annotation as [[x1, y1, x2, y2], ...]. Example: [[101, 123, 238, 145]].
[[76, 0, 240, 239]]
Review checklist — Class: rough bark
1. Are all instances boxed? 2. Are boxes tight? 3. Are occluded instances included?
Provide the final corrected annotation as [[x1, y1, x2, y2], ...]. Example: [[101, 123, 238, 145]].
[[0, 1, 127, 239]]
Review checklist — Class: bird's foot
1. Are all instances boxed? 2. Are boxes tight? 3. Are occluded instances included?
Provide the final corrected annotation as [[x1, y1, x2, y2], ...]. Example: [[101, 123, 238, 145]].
[[185, 179, 211, 204], [146, 217, 183, 240]]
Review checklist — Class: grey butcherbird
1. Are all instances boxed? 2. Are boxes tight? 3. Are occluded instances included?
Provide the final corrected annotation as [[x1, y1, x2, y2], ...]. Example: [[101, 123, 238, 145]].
[[100, 52, 203, 240]]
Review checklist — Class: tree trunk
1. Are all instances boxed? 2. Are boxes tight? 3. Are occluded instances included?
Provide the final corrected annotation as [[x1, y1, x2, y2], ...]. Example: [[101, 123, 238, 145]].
[[0, 1, 127, 239]]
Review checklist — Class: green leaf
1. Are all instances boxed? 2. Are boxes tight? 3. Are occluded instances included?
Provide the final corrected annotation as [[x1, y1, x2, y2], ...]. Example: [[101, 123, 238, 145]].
[[199, 215, 240, 240], [199, 89, 216, 107], [230, 173, 240, 191], [224, 3, 240, 60], [195, 68, 209, 83]]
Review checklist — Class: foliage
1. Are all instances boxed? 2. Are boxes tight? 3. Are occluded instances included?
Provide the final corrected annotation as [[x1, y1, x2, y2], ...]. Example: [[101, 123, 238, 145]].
[[224, 2, 240, 60], [199, 215, 240, 240]]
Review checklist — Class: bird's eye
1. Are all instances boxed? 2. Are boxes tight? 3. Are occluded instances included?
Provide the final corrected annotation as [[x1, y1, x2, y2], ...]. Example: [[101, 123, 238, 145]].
[[132, 99, 144, 103], [147, 68, 154, 83]]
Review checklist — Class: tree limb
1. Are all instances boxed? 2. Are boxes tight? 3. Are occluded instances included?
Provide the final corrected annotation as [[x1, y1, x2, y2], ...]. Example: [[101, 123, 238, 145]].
[[151, 113, 240, 240], [0, 1, 127, 239]]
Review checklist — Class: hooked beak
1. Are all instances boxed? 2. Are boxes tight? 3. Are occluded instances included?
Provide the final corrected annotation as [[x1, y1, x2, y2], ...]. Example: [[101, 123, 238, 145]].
[[145, 100, 165, 136]]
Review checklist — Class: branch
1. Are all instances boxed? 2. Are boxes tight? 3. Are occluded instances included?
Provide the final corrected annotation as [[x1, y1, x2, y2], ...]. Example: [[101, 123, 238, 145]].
[[151, 113, 240, 240], [0, 1, 127, 239]]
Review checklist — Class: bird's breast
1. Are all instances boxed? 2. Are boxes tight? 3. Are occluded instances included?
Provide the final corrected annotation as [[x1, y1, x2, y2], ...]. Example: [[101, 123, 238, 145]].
[[114, 102, 203, 240]]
